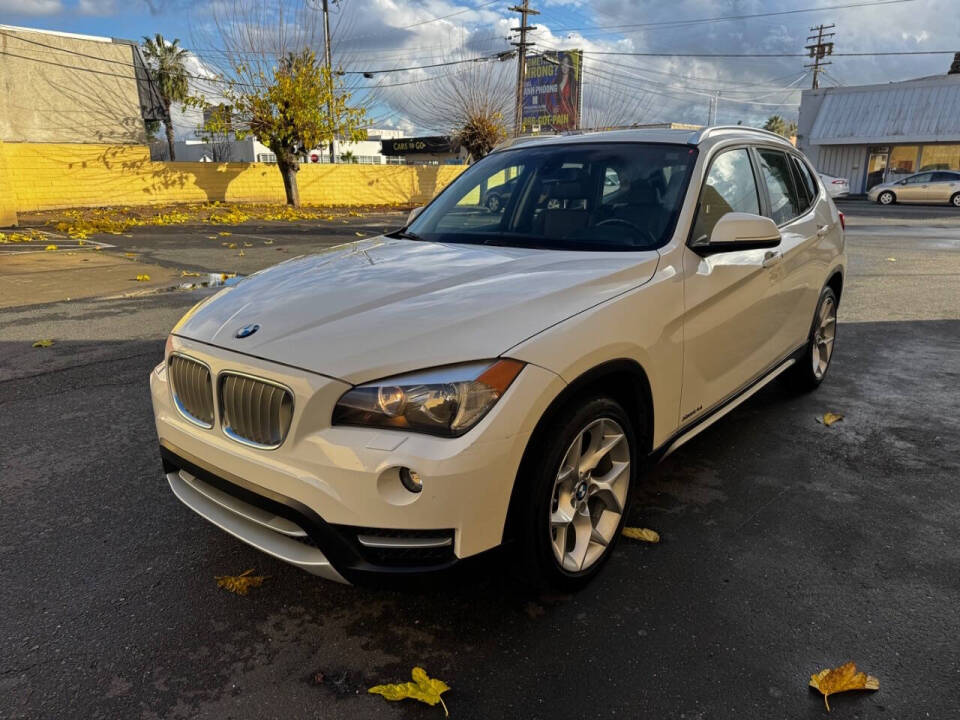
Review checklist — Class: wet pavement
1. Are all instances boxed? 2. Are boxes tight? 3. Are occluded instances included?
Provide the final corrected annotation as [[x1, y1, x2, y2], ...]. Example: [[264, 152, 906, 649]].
[[1, 202, 959, 719]]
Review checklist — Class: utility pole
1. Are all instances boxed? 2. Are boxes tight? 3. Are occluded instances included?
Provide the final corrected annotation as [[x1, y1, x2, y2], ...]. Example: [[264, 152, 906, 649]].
[[510, 0, 539, 136], [805, 24, 835, 90], [707, 91, 720, 125], [322, 0, 336, 162]]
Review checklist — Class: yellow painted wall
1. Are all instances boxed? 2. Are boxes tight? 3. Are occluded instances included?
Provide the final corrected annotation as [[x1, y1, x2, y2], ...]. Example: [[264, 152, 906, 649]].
[[1, 143, 467, 217], [0, 141, 17, 226]]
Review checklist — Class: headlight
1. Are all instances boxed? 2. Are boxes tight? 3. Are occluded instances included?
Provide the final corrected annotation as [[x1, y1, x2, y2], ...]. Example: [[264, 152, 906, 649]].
[[332, 359, 525, 437]]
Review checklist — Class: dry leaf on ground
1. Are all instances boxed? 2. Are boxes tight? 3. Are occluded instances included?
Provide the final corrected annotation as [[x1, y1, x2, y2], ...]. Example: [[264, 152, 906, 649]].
[[818, 412, 844, 426], [214, 569, 267, 596], [45, 244, 57, 251], [886, 257, 896, 262], [622, 527, 660, 543], [135, 274, 151, 282], [809, 662, 879, 711], [32, 339, 54, 348], [369, 667, 450, 716]]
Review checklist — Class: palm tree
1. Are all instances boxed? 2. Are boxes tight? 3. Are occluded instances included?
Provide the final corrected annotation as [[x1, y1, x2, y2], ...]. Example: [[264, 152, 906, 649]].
[[763, 114, 798, 139], [142, 34, 190, 161]]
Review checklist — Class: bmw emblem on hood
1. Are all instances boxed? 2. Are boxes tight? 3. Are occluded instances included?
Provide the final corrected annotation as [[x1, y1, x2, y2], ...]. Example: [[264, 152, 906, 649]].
[[235, 323, 260, 339]]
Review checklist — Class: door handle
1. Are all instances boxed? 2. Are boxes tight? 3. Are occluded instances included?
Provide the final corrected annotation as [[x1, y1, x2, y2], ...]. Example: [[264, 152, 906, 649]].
[[762, 250, 781, 268]]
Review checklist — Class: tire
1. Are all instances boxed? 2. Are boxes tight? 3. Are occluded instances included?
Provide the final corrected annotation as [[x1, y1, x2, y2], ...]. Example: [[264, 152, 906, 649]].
[[787, 286, 838, 392], [951, 193, 960, 208], [877, 190, 895, 205], [514, 396, 637, 591], [486, 194, 501, 212]]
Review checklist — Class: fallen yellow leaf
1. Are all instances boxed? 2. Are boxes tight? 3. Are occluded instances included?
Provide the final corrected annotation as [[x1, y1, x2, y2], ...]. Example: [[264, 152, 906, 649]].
[[237, 249, 245, 256], [215, 569, 267, 596], [135, 274, 151, 282], [886, 257, 897, 262], [809, 662, 879, 711], [819, 412, 844, 427], [219, 231, 232, 236], [622, 527, 660, 543], [32, 339, 54, 348], [227, 242, 238, 249], [124, 252, 136, 258], [369, 667, 450, 717], [263, 239, 274, 245], [354, 231, 366, 237], [243, 242, 253, 247], [45, 244, 58, 251]]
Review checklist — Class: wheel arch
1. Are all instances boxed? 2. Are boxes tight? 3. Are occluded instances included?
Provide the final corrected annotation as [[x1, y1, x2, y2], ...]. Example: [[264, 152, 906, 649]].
[[826, 267, 844, 303], [501, 358, 654, 544]]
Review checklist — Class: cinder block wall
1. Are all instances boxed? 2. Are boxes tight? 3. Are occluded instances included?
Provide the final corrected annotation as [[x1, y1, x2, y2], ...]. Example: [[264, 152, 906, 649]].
[[0, 141, 18, 226], [1, 143, 466, 217]]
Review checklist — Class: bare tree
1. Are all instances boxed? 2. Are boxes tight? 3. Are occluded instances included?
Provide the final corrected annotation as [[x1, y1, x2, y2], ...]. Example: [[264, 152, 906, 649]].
[[579, 70, 656, 131], [404, 57, 513, 162]]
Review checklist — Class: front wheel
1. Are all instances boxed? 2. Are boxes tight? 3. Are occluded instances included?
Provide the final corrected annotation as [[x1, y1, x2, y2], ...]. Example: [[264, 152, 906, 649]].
[[787, 286, 838, 392], [951, 192, 960, 208], [878, 190, 895, 205], [516, 397, 637, 591]]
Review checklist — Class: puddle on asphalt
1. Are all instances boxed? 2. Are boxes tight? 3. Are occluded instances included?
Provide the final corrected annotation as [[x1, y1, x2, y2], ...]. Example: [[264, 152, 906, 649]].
[[177, 272, 243, 291]]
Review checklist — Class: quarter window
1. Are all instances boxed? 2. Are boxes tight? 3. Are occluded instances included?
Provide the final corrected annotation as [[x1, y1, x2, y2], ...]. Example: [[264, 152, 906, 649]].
[[758, 149, 802, 225], [691, 148, 760, 243], [904, 172, 934, 184]]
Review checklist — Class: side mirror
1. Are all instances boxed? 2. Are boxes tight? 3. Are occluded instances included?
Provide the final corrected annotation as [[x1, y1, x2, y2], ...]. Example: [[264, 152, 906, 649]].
[[697, 212, 781, 253], [406, 206, 424, 226]]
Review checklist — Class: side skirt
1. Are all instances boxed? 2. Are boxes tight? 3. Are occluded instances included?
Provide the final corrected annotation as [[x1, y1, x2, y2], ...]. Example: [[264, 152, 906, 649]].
[[651, 346, 804, 462]]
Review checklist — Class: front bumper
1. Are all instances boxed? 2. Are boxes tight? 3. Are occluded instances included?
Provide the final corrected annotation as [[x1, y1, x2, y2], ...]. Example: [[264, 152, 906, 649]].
[[151, 336, 564, 581]]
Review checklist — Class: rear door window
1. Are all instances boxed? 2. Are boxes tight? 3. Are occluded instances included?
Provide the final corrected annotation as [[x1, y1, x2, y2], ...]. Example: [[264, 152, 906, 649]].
[[790, 156, 818, 212], [691, 148, 760, 243], [757, 149, 802, 225]]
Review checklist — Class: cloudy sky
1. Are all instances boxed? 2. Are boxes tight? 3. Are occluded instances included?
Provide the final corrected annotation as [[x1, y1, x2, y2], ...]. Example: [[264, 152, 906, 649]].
[[2, 0, 958, 137]]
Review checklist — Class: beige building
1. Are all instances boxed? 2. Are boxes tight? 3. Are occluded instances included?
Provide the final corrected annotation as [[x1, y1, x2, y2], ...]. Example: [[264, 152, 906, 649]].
[[0, 24, 160, 146]]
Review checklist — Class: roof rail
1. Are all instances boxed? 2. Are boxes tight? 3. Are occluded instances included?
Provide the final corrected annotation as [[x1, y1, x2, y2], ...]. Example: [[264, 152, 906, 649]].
[[689, 125, 793, 145], [490, 134, 559, 153]]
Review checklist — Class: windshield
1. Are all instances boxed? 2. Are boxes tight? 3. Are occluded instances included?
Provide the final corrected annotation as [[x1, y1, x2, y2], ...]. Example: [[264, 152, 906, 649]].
[[402, 142, 698, 251]]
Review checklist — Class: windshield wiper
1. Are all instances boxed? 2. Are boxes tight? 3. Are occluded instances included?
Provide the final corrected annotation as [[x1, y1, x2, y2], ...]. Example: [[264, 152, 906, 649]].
[[389, 229, 425, 241]]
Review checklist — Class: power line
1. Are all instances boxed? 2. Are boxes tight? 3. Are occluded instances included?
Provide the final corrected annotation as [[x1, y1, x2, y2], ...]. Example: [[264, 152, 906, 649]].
[[538, 0, 916, 36]]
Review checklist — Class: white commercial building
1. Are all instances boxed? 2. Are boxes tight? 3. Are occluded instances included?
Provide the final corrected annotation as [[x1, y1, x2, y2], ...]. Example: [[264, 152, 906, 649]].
[[169, 128, 407, 164], [797, 59, 960, 194]]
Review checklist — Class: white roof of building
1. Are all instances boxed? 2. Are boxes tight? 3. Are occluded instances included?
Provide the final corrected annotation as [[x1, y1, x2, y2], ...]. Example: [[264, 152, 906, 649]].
[[805, 74, 960, 145]]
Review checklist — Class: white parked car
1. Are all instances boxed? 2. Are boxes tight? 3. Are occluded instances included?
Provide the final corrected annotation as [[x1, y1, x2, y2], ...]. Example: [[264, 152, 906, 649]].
[[152, 126, 845, 590], [818, 172, 850, 198]]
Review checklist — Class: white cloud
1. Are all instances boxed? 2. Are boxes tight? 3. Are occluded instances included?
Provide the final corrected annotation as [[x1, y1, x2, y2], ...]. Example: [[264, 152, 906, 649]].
[[77, 0, 116, 14], [0, 0, 62, 15]]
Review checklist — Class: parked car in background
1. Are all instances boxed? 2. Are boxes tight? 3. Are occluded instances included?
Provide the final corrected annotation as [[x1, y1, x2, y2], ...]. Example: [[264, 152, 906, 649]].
[[818, 172, 850, 198], [483, 176, 519, 212], [868, 170, 960, 206], [153, 126, 845, 590]]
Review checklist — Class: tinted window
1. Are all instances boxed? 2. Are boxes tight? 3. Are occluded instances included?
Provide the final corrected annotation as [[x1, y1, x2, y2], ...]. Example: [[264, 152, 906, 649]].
[[904, 173, 934, 184], [406, 143, 698, 251], [758, 149, 802, 225], [790, 156, 818, 212], [691, 148, 760, 243], [933, 171, 960, 182]]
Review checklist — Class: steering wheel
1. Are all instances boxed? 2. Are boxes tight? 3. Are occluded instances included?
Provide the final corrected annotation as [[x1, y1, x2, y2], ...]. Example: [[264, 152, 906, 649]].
[[596, 218, 656, 246]]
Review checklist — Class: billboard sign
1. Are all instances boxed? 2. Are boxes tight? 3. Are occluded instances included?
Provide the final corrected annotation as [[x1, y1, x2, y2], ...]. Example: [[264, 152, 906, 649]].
[[522, 50, 583, 134]]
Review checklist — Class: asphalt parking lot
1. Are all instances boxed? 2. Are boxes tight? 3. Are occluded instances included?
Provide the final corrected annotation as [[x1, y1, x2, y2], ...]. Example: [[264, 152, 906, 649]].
[[1, 200, 959, 719]]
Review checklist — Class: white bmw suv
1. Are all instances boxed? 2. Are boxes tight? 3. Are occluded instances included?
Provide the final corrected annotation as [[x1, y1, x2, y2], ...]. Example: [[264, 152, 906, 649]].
[[152, 126, 845, 589]]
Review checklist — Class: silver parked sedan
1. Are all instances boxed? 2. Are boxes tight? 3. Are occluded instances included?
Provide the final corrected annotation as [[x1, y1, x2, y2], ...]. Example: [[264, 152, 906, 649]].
[[868, 171, 960, 207]]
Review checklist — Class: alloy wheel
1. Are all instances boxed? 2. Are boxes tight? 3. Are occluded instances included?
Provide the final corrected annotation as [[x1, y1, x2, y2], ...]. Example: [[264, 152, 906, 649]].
[[549, 417, 630, 573], [812, 296, 837, 379], [879, 192, 894, 205]]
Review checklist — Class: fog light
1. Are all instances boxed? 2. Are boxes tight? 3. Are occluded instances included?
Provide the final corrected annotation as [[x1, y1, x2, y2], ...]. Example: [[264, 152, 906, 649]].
[[399, 467, 422, 494]]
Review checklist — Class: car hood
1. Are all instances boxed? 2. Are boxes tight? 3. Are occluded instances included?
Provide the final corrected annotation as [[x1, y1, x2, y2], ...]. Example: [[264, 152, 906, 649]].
[[173, 237, 660, 384]]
